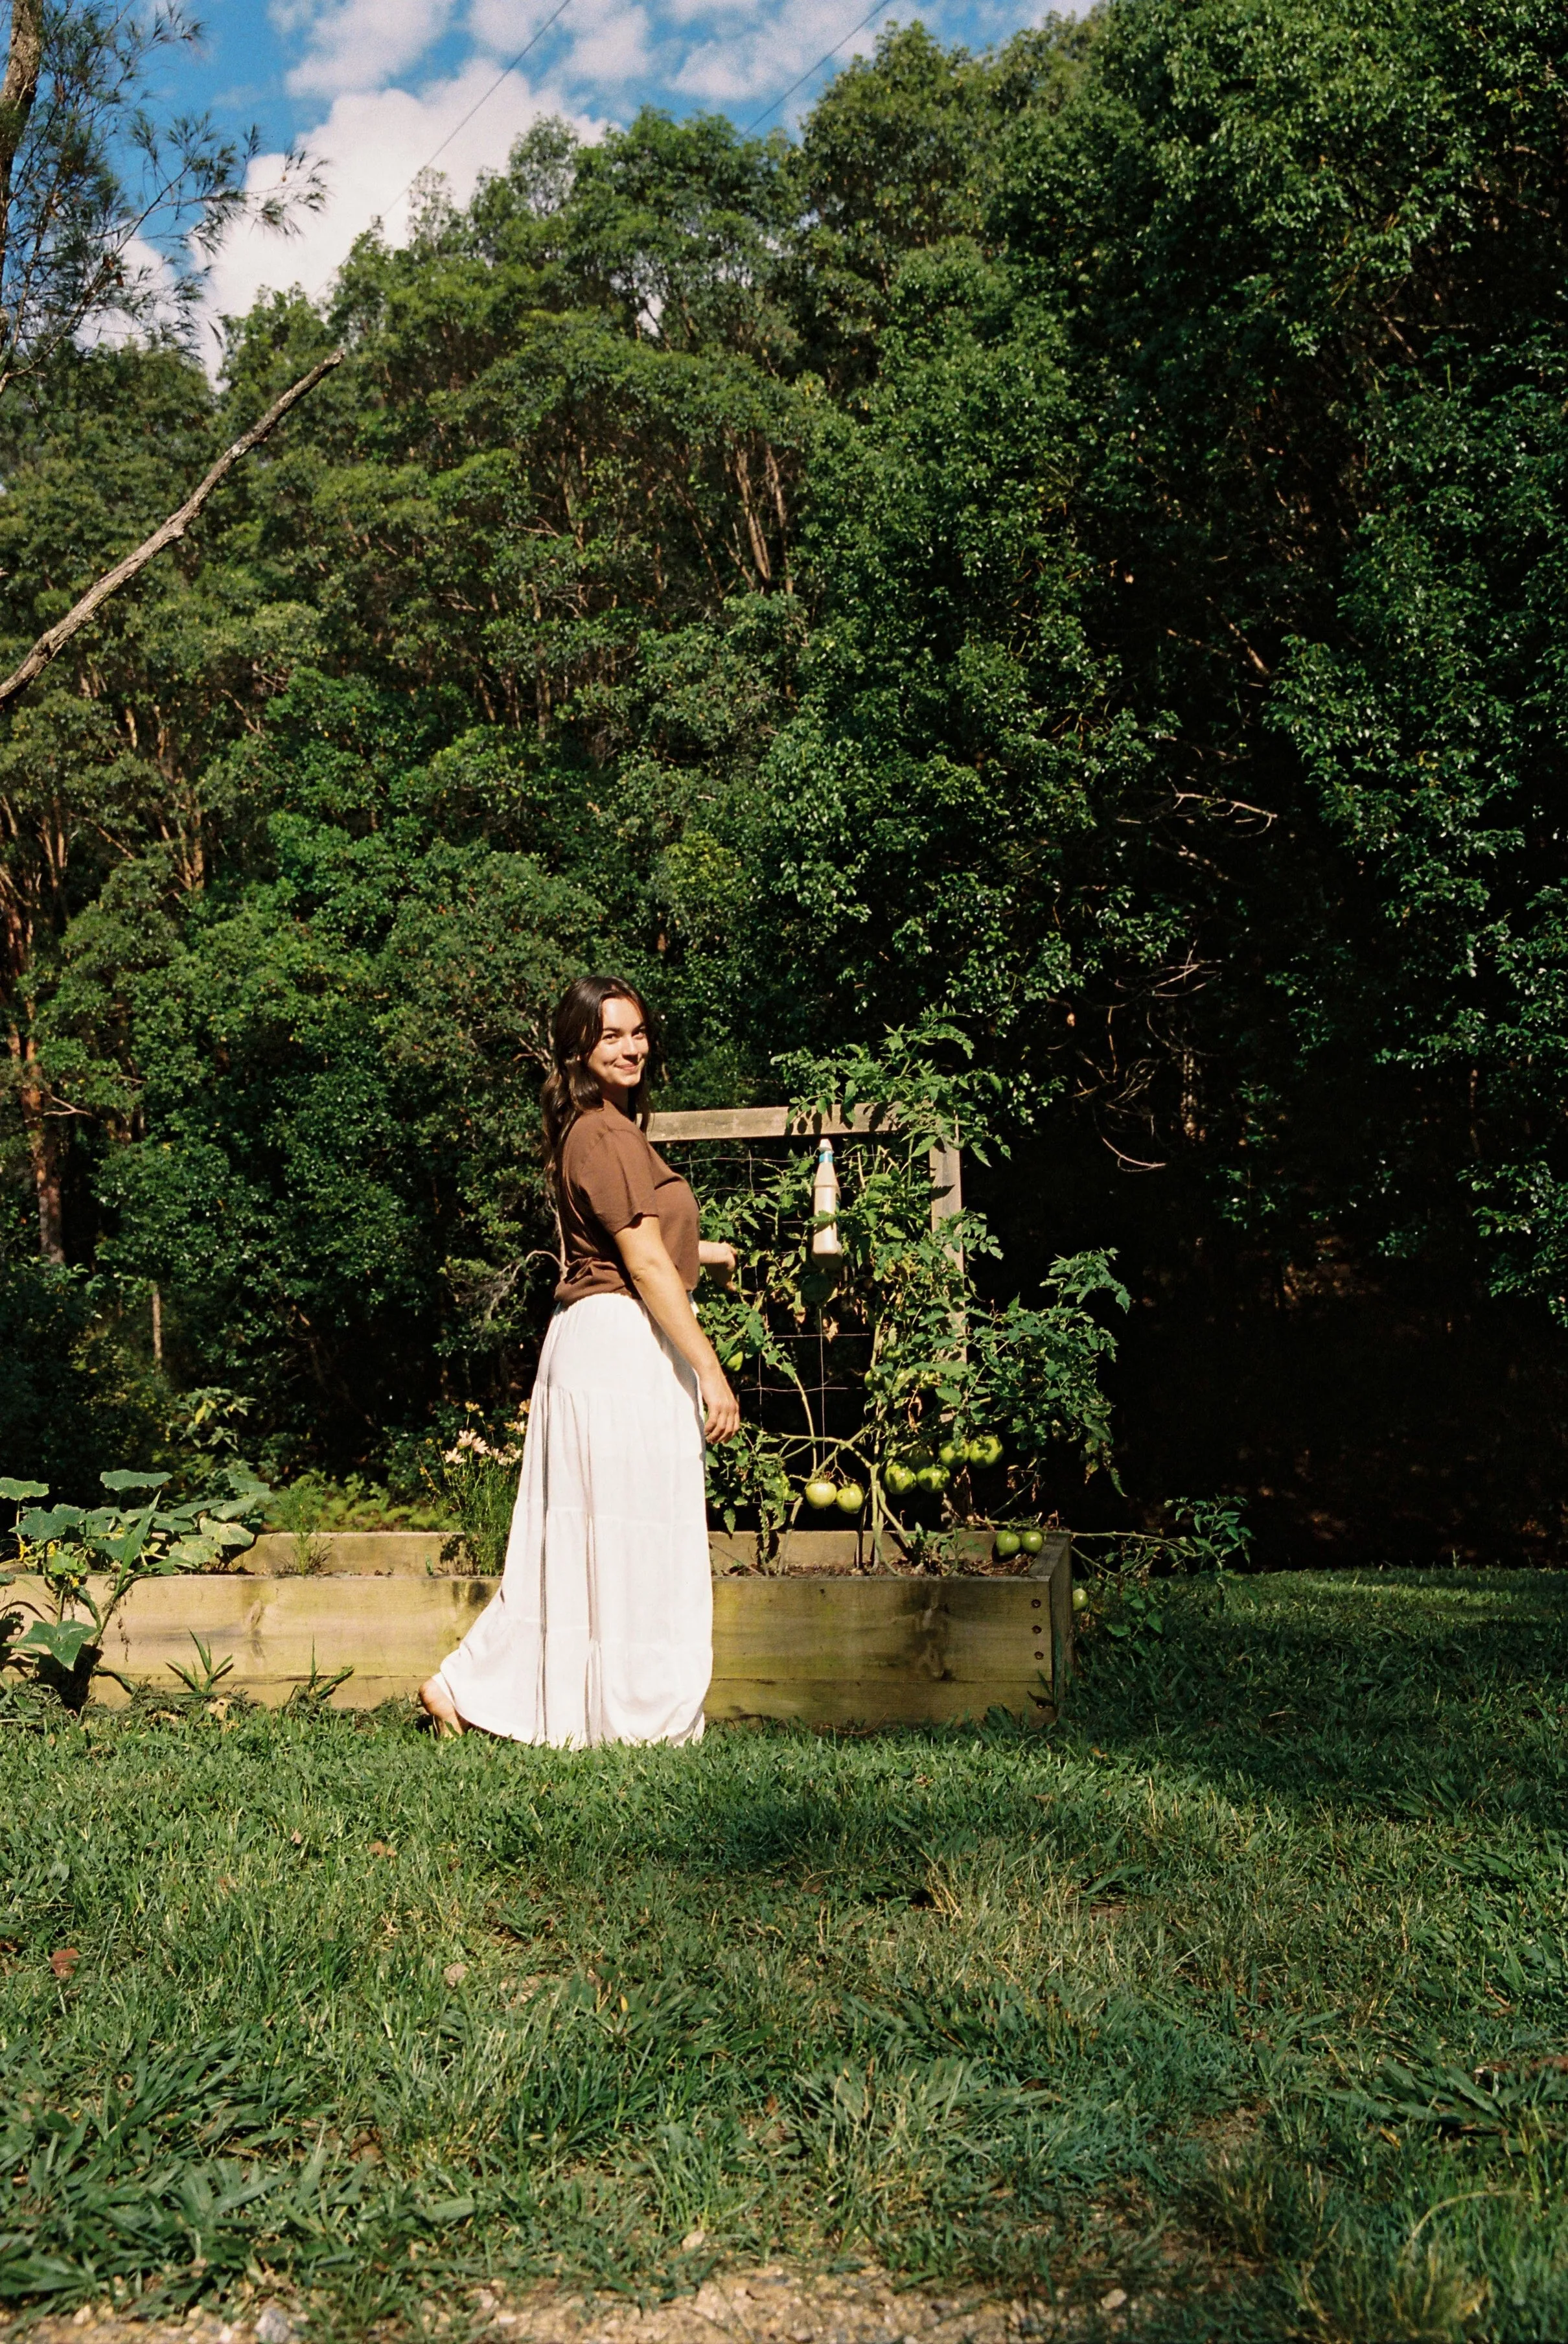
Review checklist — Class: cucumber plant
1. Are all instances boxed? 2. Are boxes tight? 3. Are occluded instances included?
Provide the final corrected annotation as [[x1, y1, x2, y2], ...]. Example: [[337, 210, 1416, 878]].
[[0, 1465, 270, 1702]]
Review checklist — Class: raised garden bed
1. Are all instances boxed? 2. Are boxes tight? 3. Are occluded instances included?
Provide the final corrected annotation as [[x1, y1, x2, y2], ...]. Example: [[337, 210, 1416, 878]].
[[6, 1537, 1074, 1728]]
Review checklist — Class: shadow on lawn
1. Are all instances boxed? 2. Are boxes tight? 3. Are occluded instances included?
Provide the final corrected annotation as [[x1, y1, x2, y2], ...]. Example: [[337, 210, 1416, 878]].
[[1061, 1568, 1568, 1831], [636, 1572, 1568, 1890]]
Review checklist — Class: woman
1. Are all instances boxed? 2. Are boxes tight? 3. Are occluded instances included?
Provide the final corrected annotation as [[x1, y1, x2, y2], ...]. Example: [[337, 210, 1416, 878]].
[[419, 976, 740, 1745]]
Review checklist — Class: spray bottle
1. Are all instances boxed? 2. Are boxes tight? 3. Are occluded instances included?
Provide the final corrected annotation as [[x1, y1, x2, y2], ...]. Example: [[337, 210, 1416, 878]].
[[811, 1136, 842, 1257]]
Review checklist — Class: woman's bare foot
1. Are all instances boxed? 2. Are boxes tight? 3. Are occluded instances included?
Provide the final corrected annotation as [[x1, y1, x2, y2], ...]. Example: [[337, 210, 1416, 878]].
[[419, 1673, 466, 1737]]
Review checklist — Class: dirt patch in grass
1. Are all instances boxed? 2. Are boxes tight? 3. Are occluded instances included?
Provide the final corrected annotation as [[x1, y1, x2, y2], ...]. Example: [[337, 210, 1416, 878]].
[[0, 2264, 1137, 2344]]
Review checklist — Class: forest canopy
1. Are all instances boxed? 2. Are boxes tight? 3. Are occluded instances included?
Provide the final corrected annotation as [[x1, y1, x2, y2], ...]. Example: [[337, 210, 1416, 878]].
[[3, 0, 1567, 1559]]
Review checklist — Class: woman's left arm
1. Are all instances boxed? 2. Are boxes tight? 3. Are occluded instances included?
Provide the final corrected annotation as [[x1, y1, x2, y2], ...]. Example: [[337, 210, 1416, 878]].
[[615, 1218, 741, 1441]]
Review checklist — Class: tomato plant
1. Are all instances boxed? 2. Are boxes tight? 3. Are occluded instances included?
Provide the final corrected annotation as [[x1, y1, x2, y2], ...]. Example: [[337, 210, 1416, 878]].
[[693, 1025, 1128, 1563]]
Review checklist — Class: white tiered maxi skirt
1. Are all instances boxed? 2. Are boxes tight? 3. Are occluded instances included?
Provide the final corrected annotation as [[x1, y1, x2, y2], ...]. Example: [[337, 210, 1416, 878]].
[[434, 1293, 712, 1746]]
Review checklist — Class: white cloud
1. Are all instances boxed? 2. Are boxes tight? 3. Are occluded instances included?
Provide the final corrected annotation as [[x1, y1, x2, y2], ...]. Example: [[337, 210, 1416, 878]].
[[271, 0, 457, 100], [203, 0, 1035, 366], [560, 0, 656, 87], [468, 0, 848, 109], [468, 0, 653, 93], [201, 58, 601, 353], [465, 0, 553, 43], [673, 0, 898, 106]]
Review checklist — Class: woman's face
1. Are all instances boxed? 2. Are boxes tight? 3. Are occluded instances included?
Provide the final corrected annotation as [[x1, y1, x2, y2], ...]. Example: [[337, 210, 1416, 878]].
[[586, 996, 649, 1102]]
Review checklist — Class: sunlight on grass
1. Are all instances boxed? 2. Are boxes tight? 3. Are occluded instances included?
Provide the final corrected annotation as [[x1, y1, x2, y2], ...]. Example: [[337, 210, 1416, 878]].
[[3, 1572, 1567, 2339]]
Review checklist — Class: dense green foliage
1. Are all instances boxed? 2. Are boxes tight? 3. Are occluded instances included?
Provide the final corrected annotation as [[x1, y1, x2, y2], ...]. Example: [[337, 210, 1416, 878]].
[[4, 1572, 1568, 2334], [3, 0, 1568, 1545]]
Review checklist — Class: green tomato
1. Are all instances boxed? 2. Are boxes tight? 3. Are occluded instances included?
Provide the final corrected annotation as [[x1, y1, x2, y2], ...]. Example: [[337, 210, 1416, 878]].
[[993, 1529, 1021, 1560], [803, 1479, 838, 1511], [915, 1464, 950, 1496], [835, 1482, 865, 1516], [967, 1433, 1004, 1469], [937, 1439, 965, 1471], [883, 1460, 918, 1498], [1072, 1584, 1089, 1613], [1019, 1529, 1045, 1555]]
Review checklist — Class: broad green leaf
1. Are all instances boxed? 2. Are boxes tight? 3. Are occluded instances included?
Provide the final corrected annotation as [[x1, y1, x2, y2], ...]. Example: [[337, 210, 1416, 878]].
[[0, 1478, 50, 1502], [99, 1470, 169, 1492], [17, 1505, 86, 1541], [14, 1619, 95, 1669], [152, 1505, 202, 1535], [89, 1524, 153, 1568], [165, 1534, 227, 1568], [200, 1491, 261, 1528], [205, 1520, 255, 1548]]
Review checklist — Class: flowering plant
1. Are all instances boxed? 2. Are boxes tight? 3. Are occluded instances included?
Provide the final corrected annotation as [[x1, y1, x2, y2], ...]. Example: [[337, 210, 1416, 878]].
[[428, 1404, 528, 1574]]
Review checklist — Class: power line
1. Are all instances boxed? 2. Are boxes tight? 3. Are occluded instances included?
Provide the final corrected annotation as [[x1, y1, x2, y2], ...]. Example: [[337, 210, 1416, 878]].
[[304, 0, 575, 302], [382, 0, 577, 220], [300, 0, 870, 309], [741, 0, 894, 136]]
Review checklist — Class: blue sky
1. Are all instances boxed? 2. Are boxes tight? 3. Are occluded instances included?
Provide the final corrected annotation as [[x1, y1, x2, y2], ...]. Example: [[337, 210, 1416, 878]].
[[152, 0, 1063, 336]]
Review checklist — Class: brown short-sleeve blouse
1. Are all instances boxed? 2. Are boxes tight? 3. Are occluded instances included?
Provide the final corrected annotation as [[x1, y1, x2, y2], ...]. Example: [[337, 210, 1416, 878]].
[[555, 1104, 701, 1305]]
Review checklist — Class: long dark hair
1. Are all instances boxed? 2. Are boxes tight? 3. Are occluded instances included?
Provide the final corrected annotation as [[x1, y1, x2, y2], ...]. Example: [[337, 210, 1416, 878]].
[[540, 975, 655, 1186]]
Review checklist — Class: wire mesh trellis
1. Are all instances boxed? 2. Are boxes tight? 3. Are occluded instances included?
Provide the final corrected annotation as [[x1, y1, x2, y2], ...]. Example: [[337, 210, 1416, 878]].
[[648, 1107, 966, 1559], [674, 1137, 874, 1450]]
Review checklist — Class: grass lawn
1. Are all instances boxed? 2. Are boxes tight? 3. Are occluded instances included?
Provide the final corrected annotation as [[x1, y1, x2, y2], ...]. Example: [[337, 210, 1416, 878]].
[[3, 1570, 1568, 2341]]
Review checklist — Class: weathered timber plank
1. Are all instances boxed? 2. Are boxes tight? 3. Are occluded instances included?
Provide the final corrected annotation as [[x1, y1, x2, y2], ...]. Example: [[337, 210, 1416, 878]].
[[6, 1574, 496, 1708], [248, 1531, 452, 1575], [1046, 1539, 1074, 1706], [709, 1577, 1049, 1677], [708, 1578, 1055, 1725], [646, 1104, 895, 1143], [6, 1573, 1059, 1724], [928, 1140, 963, 1222], [704, 1677, 1044, 1727], [237, 1528, 1019, 1576]]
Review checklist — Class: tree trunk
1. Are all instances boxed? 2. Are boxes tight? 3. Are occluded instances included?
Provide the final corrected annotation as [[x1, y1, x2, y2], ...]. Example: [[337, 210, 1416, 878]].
[[8, 1025, 62, 1260], [0, 0, 43, 312]]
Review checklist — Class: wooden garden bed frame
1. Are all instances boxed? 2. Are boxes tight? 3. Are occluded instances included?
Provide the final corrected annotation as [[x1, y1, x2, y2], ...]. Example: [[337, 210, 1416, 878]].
[[6, 1544, 1073, 1729]]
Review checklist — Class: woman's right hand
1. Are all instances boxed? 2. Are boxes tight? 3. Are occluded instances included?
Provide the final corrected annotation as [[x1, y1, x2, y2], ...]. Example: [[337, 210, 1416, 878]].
[[700, 1369, 741, 1443]]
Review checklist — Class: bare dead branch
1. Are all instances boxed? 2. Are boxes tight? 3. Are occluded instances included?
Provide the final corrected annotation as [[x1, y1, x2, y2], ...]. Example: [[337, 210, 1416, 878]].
[[0, 347, 343, 714]]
